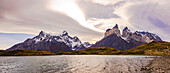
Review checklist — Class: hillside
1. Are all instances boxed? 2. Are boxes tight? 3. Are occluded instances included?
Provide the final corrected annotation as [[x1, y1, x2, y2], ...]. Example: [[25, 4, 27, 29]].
[[0, 49, 55, 56], [57, 41, 170, 55], [56, 47, 122, 55], [124, 41, 170, 55]]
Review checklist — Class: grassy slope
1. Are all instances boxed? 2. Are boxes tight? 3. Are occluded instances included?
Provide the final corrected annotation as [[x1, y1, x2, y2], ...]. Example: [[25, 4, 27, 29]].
[[57, 41, 170, 55], [0, 49, 55, 56], [124, 41, 170, 55], [56, 47, 122, 55]]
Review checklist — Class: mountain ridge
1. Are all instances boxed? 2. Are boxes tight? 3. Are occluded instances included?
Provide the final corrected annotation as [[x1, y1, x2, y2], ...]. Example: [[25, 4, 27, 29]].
[[7, 31, 92, 53]]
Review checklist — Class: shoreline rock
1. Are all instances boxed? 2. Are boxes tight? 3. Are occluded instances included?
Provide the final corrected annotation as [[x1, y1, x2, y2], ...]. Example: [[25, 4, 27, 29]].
[[141, 56, 170, 73]]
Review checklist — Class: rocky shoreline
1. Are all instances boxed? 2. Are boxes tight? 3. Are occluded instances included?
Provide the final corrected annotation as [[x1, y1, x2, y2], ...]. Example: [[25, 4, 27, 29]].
[[141, 56, 170, 73]]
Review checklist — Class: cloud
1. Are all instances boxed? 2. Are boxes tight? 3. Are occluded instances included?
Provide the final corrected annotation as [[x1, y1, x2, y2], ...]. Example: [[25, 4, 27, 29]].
[[0, 0, 104, 47], [0, 0, 169, 49], [77, 0, 120, 19], [85, 0, 125, 6], [48, 0, 104, 32], [122, 0, 170, 41], [0, 0, 100, 33]]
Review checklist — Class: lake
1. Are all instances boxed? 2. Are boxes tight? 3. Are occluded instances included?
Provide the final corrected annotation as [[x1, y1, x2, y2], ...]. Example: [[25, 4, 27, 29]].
[[0, 55, 156, 73]]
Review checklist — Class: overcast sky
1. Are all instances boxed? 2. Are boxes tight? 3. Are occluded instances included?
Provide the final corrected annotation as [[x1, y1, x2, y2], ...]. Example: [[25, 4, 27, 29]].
[[0, 0, 170, 50]]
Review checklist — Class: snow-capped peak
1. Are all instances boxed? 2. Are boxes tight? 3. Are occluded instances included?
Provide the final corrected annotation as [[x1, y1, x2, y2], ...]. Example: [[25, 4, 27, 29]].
[[61, 31, 68, 36], [38, 31, 52, 38], [123, 27, 130, 31], [134, 31, 162, 43], [73, 36, 80, 42], [39, 31, 47, 36], [83, 42, 92, 48], [32, 31, 52, 43]]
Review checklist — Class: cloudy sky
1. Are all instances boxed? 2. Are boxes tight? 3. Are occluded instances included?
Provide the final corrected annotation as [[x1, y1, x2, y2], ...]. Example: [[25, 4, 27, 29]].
[[0, 0, 170, 50]]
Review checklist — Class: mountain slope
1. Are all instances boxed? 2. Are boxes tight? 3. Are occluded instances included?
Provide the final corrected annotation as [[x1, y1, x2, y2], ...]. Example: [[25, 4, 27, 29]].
[[7, 31, 91, 53]]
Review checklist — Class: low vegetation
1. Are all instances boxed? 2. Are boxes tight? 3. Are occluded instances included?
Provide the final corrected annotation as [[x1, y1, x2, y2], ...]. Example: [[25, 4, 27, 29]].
[[0, 50, 5, 52], [56, 47, 122, 55], [0, 49, 55, 56]]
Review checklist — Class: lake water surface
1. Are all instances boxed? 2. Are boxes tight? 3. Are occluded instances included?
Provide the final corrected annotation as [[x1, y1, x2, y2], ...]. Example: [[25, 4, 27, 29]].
[[0, 55, 156, 73]]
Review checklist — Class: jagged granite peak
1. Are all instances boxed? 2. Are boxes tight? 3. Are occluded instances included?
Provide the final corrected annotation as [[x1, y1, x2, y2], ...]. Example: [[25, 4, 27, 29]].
[[122, 27, 132, 38], [39, 31, 45, 35], [61, 31, 68, 36], [7, 31, 89, 52], [39, 31, 49, 37], [105, 24, 121, 37], [113, 24, 118, 28], [123, 27, 130, 31], [73, 36, 80, 42]]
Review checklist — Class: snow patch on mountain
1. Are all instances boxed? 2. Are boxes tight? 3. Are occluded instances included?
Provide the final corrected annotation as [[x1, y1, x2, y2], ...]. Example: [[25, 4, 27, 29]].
[[83, 42, 92, 48]]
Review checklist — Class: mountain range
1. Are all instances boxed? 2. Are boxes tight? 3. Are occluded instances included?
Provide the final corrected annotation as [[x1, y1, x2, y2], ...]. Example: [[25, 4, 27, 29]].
[[93, 24, 162, 50], [7, 31, 91, 53], [7, 24, 162, 52]]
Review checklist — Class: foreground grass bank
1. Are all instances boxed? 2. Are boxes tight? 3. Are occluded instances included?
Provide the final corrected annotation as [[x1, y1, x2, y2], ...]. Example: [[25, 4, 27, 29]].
[[0, 49, 55, 56], [56, 47, 122, 55], [124, 41, 170, 55]]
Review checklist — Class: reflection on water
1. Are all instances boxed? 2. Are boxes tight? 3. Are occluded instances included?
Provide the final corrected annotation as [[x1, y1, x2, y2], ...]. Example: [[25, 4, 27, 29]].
[[0, 55, 155, 73]]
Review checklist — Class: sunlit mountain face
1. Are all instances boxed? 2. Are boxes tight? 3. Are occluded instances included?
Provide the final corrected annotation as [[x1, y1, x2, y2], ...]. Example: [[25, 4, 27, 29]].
[[0, 0, 170, 50]]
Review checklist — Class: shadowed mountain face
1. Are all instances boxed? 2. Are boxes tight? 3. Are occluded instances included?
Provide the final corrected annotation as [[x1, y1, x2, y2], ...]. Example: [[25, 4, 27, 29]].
[[93, 24, 162, 50], [7, 31, 92, 53], [94, 34, 132, 50]]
